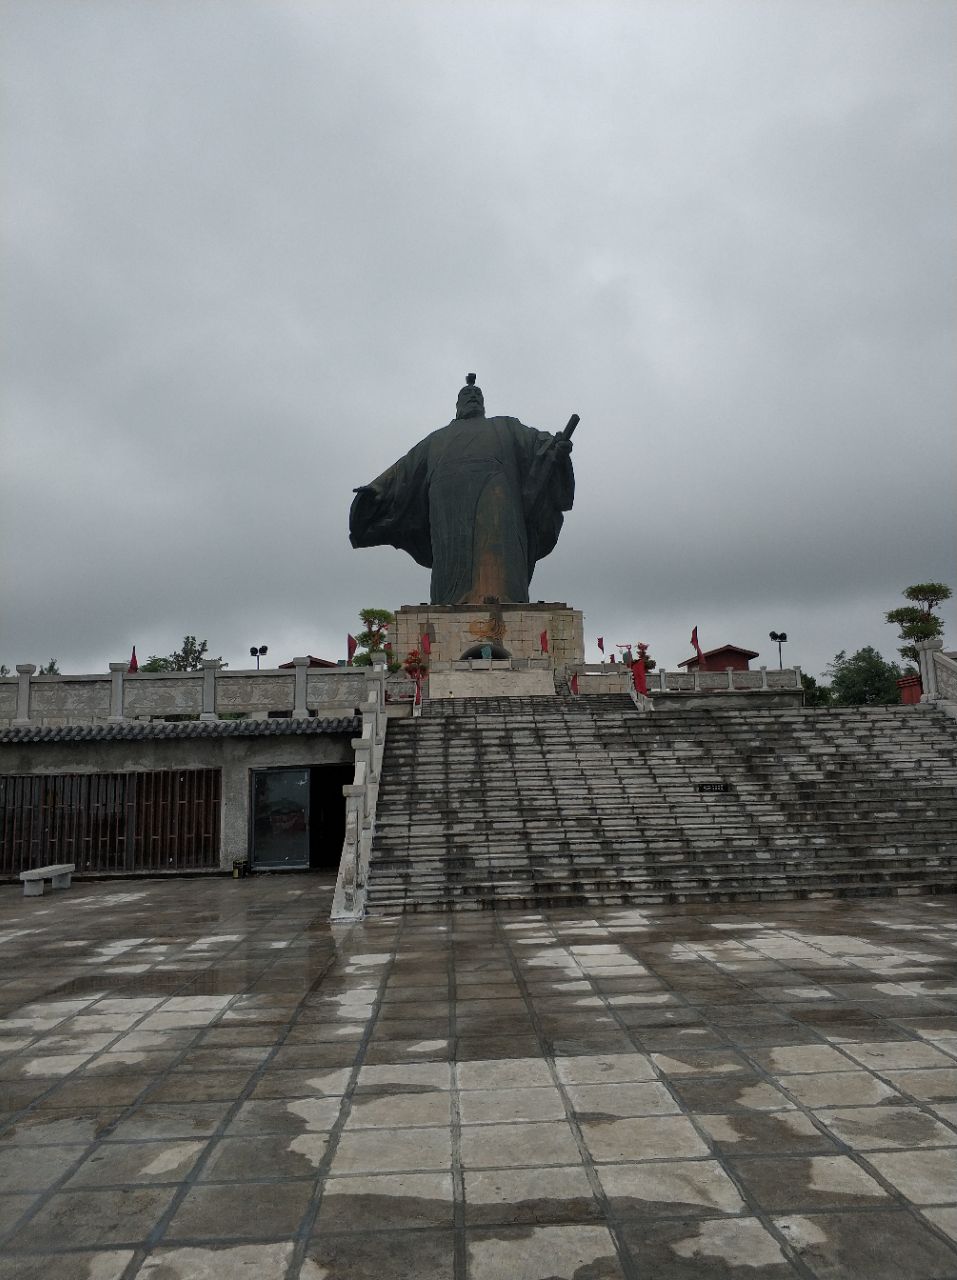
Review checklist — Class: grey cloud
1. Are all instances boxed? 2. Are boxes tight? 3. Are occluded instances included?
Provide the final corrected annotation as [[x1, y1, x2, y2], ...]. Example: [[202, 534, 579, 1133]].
[[2, 0, 953, 681]]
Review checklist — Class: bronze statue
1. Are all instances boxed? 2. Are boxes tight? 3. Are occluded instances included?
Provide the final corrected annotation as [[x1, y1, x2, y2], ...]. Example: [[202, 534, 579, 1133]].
[[349, 375, 577, 605]]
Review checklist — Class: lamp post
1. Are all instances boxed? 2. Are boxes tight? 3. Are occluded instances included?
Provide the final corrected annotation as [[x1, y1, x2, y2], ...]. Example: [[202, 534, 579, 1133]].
[[769, 631, 787, 671], [249, 645, 268, 671]]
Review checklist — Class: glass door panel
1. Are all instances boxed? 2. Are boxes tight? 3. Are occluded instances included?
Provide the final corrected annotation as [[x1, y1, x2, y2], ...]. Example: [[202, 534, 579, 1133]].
[[250, 769, 310, 870]]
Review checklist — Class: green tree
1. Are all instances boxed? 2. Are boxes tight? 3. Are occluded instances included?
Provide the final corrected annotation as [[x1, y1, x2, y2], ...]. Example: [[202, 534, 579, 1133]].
[[885, 582, 952, 666], [142, 635, 224, 672], [801, 673, 832, 707], [351, 608, 401, 671], [825, 647, 902, 706], [38, 659, 60, 675], [0, 665, 9, 677]]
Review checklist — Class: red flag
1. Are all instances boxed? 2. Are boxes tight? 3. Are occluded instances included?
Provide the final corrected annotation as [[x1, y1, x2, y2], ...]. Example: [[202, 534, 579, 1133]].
[[691, 626, 703, 660], [609, 653, 616, 664], [420, 632, 431, 656], [632, 657, 648, 697], [597, 636, 604, 654], [128, 646, 138, 674], [414, 675, 422, 706], [347, 634, 358, 663], [570, 672, 579, 695], [539, 629, 549, 654]]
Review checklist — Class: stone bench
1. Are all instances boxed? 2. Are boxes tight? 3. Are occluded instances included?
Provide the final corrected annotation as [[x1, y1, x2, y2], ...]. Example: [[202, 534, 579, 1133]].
[[20, 863, 75, 897]]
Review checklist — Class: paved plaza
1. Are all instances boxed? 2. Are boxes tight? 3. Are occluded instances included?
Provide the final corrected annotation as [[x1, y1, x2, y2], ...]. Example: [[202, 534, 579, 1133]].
[[0, 877, 955, 1278]]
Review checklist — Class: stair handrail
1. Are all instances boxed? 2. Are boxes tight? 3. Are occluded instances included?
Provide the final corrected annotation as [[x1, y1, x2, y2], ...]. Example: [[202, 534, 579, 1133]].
[[921, 639, 957, 712], [330, 665, 388, 920]]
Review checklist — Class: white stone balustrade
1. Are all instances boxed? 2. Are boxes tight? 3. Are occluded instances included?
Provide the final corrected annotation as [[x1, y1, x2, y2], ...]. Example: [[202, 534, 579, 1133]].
[[568, 664, 802, 697], [0, 661, 370, 727], [919, 638, 957, 718], [331, 669, 388, 921]]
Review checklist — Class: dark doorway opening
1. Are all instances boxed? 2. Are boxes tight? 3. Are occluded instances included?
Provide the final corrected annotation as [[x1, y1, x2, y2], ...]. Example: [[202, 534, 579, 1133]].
[[249, 765, 352, 872], [459, 642, 511, 660], [309, 765, 352, 870]]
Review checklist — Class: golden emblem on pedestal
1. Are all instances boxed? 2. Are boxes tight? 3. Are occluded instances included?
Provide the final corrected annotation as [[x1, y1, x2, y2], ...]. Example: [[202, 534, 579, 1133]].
[[468, 617, 507, 643]]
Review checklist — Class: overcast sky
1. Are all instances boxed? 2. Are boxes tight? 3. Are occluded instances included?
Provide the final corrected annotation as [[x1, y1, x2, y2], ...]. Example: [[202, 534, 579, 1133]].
[[2, 0, 954, 681]]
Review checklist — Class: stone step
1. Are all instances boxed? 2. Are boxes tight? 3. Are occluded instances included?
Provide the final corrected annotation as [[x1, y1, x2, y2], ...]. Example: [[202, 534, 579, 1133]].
[[366, 879, 957, 913], [366, 702, 957, 913]]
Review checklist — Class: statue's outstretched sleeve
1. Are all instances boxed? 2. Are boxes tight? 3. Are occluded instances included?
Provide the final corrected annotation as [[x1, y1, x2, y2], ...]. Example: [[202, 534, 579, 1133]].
[[349, 438, 433, 569], [520, 425, 575, 570]]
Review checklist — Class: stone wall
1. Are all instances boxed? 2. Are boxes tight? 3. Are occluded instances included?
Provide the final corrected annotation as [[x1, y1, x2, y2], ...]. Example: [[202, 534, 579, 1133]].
[[0, 730, 354, 871], [394, 602, 584, 666], [428, 666, 557, 700], [0, 663, 368, 728], [568, 663, 803, 707]]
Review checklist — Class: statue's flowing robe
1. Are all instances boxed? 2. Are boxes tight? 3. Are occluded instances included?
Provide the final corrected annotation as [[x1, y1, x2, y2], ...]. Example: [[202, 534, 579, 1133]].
[[349, 416, 574, 605]]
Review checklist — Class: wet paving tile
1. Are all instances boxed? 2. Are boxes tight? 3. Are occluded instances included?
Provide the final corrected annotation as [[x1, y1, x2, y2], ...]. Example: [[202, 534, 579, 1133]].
[[165, 1178, 314, 1240], [200, 1132, 329, 1179], [466, 1223, 624, 1279], [777, 1070, 900, 1108], [464, 1164, 600, 1225], [619, 1215, 799, 1278], [457, 1057, 554, 1088], [813, 1104, 957, 1151], [461, 1120, 583, 1169], [1, 878, 956, 1274], [0, 1108, 122, 1146], [4, 1185, 176, 1248], [598, 1159, 746, 1218], [840, 1040, 957, 1071], [0, 1251, 135, 1280], [315, 1171, 454, 1231], [580, 1115, 710, 1162], [459, 1085, 566, 1124], [65, 1139, 207, 1187], [566, 1081, 679, 1118], [330, 1125, 451, 1174], [225, 1096, 339, 1136], [554, 1053, 656, 1084], [651, 1050, 752, 1076], [301, 1228, 455, 1279], [727, 1154, 890, 1211], [668, 1075, 795, 1113], [775, 1209, 957, 1279], [864, 1146, 957, 1204], [106, 1102, 232, 1141], [693, 1111, 840, 1156], [136, 1242, 294, 1279], [345, 1088, 451, 1129], [0, 1143, 86, 1192], [881, 1068, 957, 1102]]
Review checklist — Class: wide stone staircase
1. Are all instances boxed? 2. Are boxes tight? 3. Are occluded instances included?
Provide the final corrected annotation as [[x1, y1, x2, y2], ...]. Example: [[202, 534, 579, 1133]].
[[364, 696, 957, 912]]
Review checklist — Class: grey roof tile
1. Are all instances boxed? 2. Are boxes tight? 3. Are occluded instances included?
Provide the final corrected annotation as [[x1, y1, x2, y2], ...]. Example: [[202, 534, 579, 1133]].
[[0, 716, 360, 744]]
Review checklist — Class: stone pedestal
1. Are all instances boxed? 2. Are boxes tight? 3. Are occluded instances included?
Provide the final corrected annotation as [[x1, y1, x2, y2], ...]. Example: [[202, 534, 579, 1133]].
[[394, 602, 584, 667]]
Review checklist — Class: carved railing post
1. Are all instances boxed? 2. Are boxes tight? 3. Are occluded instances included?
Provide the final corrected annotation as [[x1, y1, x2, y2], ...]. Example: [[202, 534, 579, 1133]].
[[13, 664, 35, 727], [108, 662, 127, 722], [332, 788, 364, 917], [331, 665, 389, 921], [200, 659, 220, 721], [292, 656, 309, 718], [918, 639, 942, 702]]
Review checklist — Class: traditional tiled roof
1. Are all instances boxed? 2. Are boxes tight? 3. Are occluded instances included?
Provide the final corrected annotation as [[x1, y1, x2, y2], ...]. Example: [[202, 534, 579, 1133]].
[[0, 716, 360, 745]]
